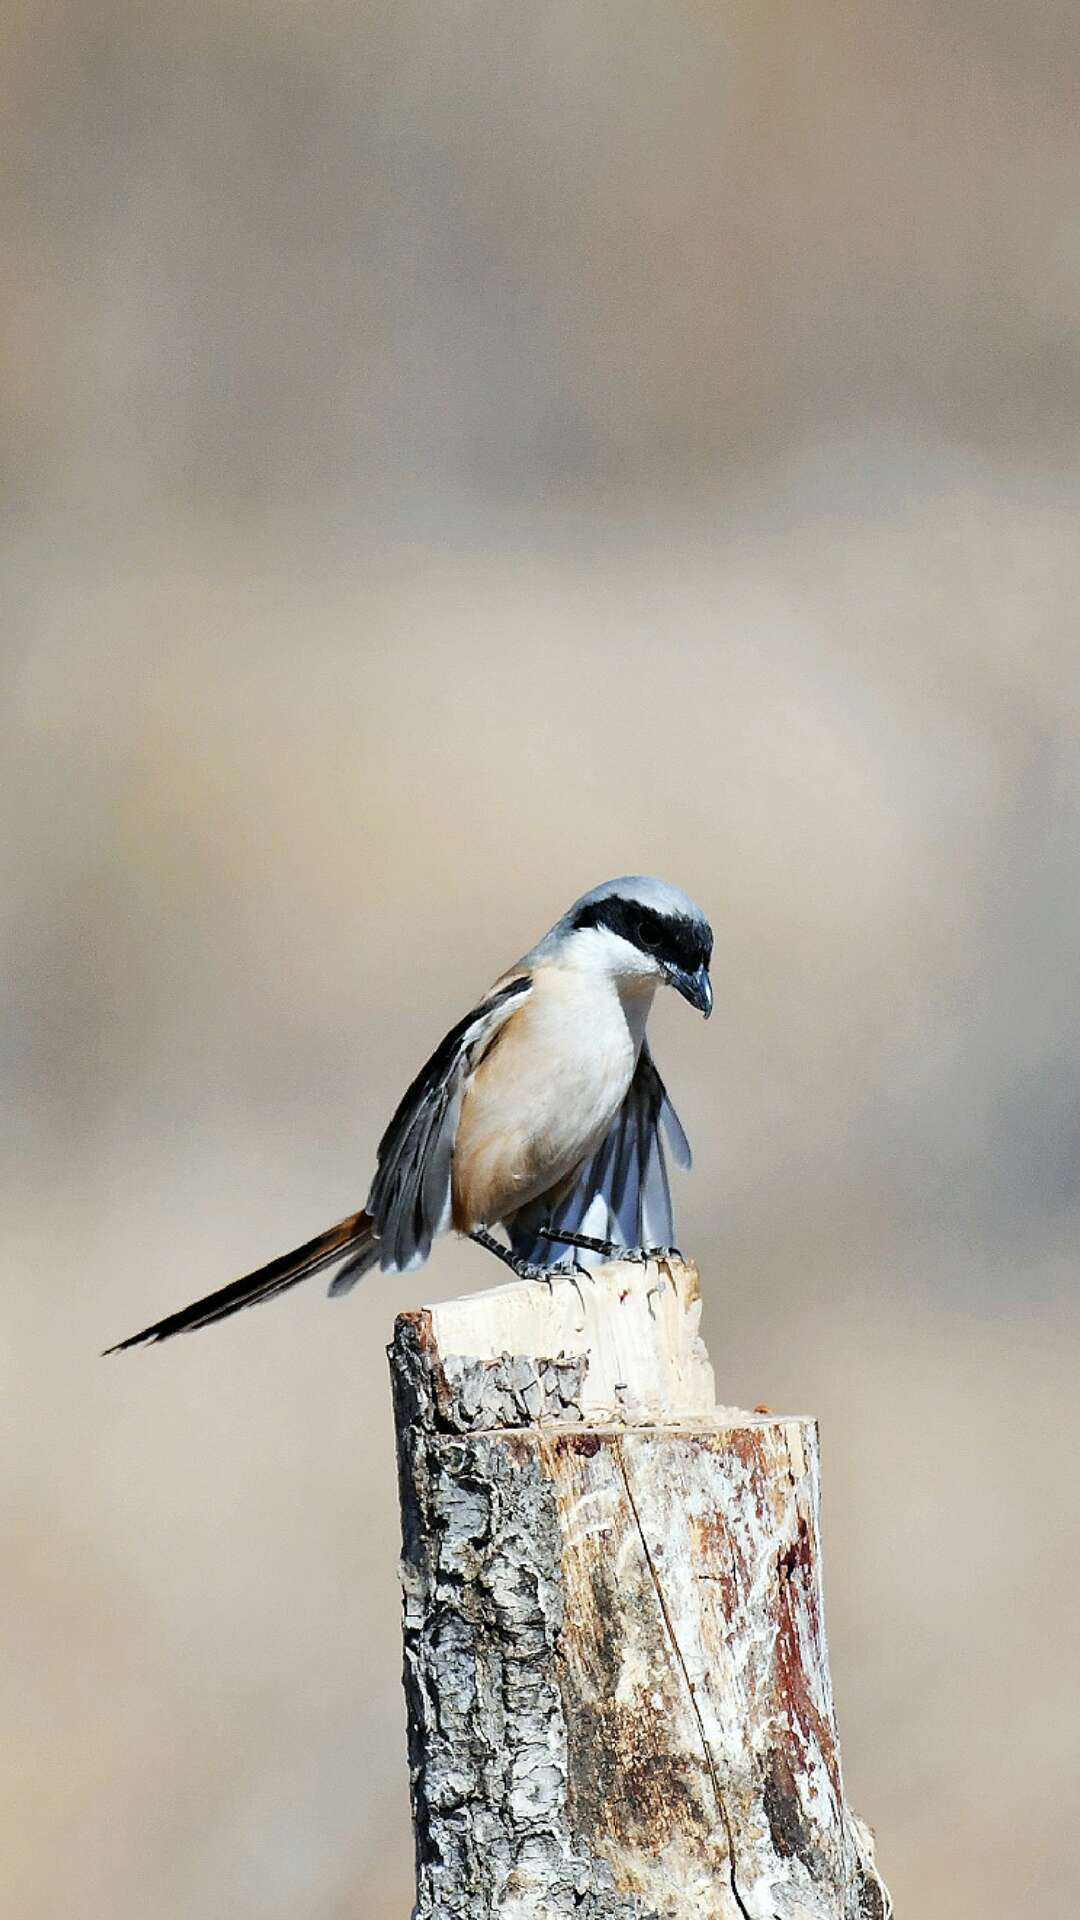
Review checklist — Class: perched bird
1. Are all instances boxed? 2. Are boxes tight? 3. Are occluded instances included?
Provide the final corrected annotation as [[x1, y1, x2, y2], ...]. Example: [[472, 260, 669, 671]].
[[107, 875, 712, 1351]]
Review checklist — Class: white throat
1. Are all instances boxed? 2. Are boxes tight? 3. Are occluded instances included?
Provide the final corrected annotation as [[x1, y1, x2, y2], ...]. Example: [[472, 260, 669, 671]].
[[616, 974, 659, 1050]]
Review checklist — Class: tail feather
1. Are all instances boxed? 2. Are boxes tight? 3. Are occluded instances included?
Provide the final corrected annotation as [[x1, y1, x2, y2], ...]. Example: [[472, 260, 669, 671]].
[[104, 1210, 375, 1353], [326, 1236, 382, 1296]]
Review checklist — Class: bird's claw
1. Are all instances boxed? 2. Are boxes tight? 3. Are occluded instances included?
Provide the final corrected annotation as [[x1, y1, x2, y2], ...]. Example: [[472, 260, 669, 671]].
[[517, 1255, 586, 1293], [519, 1261, 555, 1289]]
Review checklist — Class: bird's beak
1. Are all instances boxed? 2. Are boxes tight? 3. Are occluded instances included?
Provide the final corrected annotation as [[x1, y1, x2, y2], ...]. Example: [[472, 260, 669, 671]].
[[667, 962, 712, 1018]]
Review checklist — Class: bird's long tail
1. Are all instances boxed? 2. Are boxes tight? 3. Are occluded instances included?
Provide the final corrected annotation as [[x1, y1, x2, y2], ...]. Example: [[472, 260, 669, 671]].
[[104, 1210, 378, 1352]]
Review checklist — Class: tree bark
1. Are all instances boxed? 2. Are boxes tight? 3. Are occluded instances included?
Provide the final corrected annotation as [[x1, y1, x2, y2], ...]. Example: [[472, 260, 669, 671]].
[[388, 1258, 891, 1920]]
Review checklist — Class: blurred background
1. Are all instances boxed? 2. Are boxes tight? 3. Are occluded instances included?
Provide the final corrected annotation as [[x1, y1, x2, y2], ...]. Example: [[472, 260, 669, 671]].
[[4, 4, 1080, 1915]]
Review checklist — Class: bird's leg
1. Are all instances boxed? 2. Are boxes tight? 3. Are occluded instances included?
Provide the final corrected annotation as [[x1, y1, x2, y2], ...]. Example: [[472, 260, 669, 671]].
[[468, 1226, 555, 1289], [532, 1229, 596, 1286], [536, 1227, 683, 1265], [536, 1227, 625, 1259]]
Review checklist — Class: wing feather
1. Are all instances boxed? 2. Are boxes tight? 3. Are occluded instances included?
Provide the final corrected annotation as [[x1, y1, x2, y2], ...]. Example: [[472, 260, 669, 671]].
[[367, 974, 531, 1273], [508, 1042, 690, 1267]]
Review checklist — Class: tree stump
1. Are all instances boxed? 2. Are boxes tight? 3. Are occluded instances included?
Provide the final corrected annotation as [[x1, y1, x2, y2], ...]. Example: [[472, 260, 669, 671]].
[[388, 1258, 891, 1920]]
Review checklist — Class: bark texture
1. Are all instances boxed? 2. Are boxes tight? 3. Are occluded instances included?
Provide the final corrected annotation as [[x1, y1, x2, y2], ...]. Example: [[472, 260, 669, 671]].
[[388, 1259, 891, 1920]]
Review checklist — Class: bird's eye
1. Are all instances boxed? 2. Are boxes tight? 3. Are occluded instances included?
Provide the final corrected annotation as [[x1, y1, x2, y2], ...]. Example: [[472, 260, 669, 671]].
[[636, 915, 662, 952]]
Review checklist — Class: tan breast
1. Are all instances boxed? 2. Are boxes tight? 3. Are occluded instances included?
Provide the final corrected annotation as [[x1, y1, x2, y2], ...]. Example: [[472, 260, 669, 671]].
[[451, 965, 643, 1230]]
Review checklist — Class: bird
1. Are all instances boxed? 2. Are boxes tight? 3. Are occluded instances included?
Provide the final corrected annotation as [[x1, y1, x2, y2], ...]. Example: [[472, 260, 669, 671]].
[[106, 875, 712, 1352]]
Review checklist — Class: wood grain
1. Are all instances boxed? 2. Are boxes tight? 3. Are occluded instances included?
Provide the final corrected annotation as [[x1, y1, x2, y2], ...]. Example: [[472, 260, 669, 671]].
[[388, 1258, 891, 1920]]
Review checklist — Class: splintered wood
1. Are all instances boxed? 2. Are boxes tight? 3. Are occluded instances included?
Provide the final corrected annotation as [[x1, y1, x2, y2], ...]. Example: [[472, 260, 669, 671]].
[[388, 1259, 891, 1920]]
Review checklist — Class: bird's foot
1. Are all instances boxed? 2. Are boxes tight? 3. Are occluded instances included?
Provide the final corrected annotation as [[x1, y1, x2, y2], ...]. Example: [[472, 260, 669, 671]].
[[549, 1254, 594, 1280], [622, 1244, 683, 1267], [520, 1256, 592, 1314], [469, 1226, 544, 1283], [469, 1228, 588, 1296], [536, 1228, 683, 1267], [547, 1255, 592, 1313]]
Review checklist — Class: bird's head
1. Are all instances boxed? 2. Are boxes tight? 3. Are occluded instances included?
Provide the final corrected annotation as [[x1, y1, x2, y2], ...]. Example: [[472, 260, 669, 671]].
[[543, 875, 713, 1016]]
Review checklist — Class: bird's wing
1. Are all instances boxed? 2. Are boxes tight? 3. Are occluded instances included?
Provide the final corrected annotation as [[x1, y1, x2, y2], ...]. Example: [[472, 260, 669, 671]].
[[105, 973, 533, 1344], [507, 1041, 691, 1268], [351, 972, 533, 1280]]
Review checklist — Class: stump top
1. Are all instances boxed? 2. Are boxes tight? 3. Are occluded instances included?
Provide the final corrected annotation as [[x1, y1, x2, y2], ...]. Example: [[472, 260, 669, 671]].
[[392, 1258, 810, 1435]]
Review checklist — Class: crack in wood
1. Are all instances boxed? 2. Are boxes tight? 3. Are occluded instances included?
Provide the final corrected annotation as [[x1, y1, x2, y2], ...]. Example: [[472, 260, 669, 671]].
[[613, 1435, 753, 1920]]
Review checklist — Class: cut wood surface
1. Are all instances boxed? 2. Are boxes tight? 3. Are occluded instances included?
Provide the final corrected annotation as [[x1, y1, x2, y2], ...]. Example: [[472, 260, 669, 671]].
[[388, 1258, 891, 1920]]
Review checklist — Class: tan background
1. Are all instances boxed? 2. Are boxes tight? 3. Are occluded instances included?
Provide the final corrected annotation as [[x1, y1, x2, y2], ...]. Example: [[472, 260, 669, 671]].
[[5, 5, 1080, 1915]]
